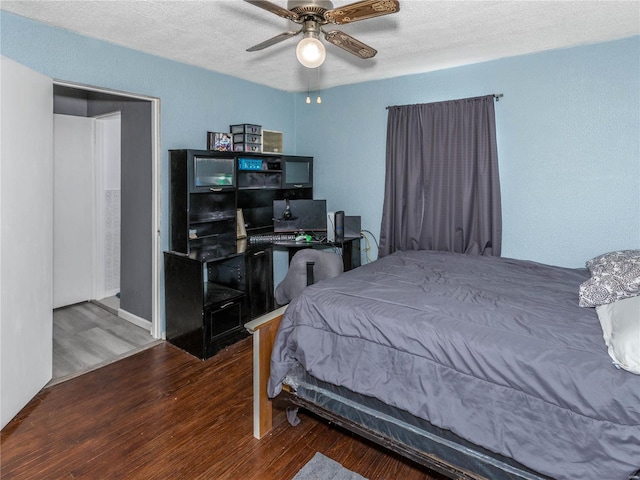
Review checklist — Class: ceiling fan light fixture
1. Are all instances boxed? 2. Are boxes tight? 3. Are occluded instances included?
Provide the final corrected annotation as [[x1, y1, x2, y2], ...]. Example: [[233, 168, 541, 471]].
[[296, 32, 326, 68]]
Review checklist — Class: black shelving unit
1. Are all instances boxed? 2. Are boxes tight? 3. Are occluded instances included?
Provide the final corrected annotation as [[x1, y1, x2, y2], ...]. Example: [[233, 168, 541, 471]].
[[164, 149, 313, 359]]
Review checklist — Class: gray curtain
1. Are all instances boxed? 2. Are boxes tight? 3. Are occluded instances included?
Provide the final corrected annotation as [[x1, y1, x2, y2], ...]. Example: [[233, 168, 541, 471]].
[[379, 95, 501, 257]]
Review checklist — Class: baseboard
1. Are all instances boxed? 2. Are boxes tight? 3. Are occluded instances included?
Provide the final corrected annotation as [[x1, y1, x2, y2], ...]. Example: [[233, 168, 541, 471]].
[[118, 308, 152, 333]]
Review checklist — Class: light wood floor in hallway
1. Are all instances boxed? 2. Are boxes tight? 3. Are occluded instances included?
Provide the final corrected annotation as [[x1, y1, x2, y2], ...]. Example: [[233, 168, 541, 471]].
[[2, 337, 445, 480], [51, 301, 159, 386]]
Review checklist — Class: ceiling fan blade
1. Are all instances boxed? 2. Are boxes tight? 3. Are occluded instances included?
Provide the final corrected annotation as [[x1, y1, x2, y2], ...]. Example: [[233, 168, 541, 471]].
[[324, 30, 377, 59], [246, 30, 301, 52], [244, 0, 299, 21], [324, 0, 400, 24]]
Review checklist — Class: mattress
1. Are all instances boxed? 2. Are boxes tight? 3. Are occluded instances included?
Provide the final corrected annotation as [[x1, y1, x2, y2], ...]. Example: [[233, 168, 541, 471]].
[[268, 250, 640, 480], [282, 363, 551, 480]]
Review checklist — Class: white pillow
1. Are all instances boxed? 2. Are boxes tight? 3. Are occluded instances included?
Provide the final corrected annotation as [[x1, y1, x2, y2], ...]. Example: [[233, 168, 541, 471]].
[[596, 295, 640, 374]]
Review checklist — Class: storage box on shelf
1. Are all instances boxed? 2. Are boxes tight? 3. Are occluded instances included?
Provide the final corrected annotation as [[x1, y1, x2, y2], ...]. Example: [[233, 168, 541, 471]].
[[230, 124, 262, 153], [262, 130, 283, 154], [233, 133, 261, 145], [230, 124, 262, 135], [234, 142, 261, 153]]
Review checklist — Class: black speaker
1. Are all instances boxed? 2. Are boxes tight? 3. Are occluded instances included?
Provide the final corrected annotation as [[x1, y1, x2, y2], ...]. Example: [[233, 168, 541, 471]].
[[335, 210, 344, 239], [344, 216, 361, 238]]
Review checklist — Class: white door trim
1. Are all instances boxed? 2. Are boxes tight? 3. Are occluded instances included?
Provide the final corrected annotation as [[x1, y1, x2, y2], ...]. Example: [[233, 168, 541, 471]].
[[94, 112, 122, 302], [53, 80, 162, 340]]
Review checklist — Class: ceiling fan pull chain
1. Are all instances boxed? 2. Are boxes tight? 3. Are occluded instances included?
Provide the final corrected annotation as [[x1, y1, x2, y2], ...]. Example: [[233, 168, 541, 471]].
[[316, 66, 322, 104]]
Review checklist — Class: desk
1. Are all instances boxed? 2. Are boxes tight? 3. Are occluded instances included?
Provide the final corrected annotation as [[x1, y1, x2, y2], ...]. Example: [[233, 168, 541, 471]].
[[163, 237, 361, 360], [266, 237, 361, 272]]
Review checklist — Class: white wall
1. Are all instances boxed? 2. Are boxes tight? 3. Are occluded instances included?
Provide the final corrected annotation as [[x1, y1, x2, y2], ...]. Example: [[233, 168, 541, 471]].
[[1, 56, 53, 429], [53, 114, 95, 308]]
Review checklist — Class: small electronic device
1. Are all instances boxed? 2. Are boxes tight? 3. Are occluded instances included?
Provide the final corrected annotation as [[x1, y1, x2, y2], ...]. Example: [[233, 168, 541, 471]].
[[335, 211, 345, 239], [295, 234, 312, 242], [344, 215, 361, 238], [326, 212, 336, 242]]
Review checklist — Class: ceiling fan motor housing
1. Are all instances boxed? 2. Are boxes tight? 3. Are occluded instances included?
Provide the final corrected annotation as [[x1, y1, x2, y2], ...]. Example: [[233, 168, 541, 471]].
[[287, 0, 334, 20]]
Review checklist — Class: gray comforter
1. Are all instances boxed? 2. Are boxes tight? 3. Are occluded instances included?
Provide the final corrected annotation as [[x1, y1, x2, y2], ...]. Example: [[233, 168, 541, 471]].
[[268, 250, 640, 480]]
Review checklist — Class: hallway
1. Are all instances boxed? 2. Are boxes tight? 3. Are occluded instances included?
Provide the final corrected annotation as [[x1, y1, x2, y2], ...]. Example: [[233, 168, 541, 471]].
[[50, 301, 158, 386]]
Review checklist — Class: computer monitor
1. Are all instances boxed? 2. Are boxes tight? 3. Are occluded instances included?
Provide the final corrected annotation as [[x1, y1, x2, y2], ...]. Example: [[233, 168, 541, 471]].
[[273, 199, 327, 233]]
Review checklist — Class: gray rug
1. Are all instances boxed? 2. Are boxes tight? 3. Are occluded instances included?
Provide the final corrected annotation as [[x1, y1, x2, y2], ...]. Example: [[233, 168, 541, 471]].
[[292, 452, 368, 480]]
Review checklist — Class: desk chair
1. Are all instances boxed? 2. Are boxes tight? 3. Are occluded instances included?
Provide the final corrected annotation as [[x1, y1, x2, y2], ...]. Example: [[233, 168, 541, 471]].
[[274, 249, 344, 306]]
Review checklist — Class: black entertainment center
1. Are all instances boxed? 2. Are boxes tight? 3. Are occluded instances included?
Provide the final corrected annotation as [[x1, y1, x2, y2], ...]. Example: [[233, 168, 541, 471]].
[[164, 149, 361, 359]]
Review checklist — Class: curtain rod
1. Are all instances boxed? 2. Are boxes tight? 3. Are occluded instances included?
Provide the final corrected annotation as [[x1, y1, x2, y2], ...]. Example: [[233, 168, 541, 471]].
[[386, 93, 504, 109]]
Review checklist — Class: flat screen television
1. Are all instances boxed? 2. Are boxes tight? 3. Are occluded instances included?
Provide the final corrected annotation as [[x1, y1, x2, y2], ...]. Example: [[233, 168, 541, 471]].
[[273, 199, 327, 233]]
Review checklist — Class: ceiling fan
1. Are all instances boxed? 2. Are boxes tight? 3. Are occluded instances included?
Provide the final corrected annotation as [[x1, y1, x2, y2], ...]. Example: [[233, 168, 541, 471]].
[[244, 0, 400, 68]]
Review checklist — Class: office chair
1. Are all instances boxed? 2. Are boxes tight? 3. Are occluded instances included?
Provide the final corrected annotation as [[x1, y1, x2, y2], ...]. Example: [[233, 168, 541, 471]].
[[274, 249, 344, 306]]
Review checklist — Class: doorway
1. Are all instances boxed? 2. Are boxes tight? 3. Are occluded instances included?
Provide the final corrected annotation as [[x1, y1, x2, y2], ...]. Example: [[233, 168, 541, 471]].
[[53, 111, 122, 309], [51, 82, 161, 381]]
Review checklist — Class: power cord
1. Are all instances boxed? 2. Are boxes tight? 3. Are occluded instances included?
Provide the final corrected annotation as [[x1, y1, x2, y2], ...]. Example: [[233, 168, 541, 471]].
[[360, 229, 379, 264]]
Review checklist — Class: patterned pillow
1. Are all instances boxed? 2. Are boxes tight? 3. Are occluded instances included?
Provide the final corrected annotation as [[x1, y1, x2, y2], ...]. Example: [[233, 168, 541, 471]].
[[579, 250, 640, 307], [586, 249, 640, 273]]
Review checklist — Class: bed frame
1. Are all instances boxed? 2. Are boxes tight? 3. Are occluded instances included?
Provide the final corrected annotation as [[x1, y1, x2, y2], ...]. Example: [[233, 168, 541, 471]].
[[244, 306, 289, 439], [244, 307, 640, 480]]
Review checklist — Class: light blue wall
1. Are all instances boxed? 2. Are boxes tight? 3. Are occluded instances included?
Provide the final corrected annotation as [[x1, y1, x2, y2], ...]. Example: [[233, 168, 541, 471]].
[[298, 37, 640, 268], [2, 11, 638, 273], [0, 11, 297, 258]]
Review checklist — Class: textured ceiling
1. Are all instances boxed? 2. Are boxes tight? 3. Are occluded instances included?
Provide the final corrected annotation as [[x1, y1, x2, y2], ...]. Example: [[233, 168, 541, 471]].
[[2, 0, 639, 92]]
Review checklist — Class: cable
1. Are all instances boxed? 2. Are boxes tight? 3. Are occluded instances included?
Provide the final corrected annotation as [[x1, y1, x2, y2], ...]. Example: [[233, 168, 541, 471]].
[[361, 229, 379, 249], [360, 229, 379, 264], [362, 233, 372, 264]]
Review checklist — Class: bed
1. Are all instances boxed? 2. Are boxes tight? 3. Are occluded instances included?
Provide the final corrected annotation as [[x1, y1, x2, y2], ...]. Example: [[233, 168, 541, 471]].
[[246, 250, 640, 480]]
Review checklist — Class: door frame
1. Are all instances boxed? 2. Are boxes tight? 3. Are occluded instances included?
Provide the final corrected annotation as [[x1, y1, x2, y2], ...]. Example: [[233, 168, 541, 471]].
[[54, 79, 162, 340], [94, 111, 121, 301]]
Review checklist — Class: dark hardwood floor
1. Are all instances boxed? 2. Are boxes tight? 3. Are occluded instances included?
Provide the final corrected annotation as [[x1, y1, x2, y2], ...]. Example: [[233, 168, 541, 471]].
[[1, 336, 446, 480]]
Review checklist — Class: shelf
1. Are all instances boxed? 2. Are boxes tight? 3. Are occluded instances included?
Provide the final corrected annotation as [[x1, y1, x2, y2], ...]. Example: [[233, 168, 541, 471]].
[[187, 243, 239, 262], [204, 282, 244, 307], [237, 170, 282, 190], [237, 185, 281, 191], [188, 233, 221, 242], [189, 213, 235, 224]]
